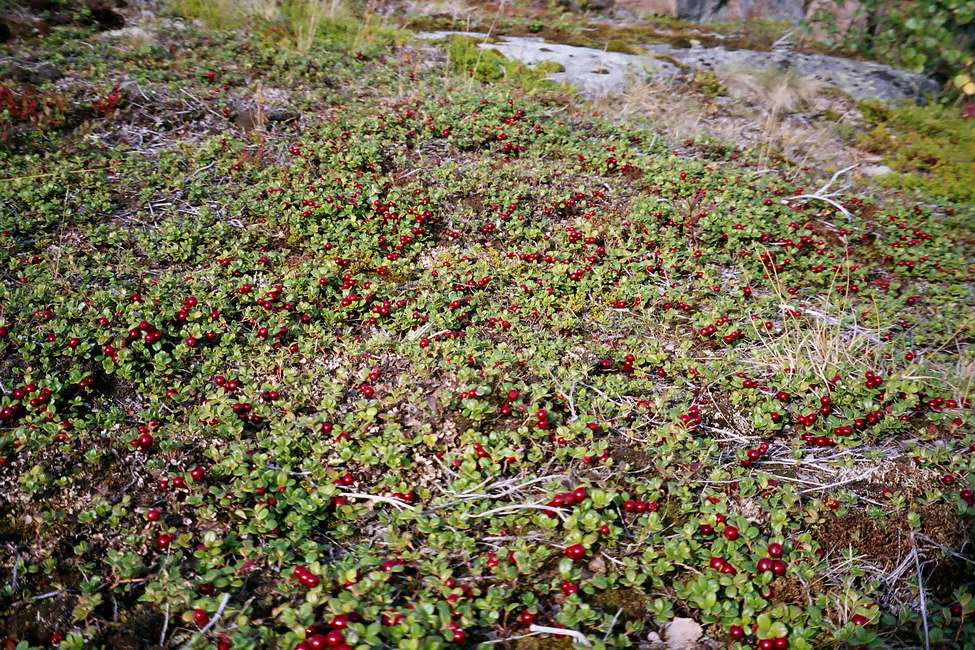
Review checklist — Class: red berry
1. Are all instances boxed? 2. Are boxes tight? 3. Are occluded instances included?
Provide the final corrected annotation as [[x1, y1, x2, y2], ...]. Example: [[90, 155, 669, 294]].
[[565, 544, 586, 560], [771, 559, 787, 576], [192, 609, 209, 627], [307, 635, 327, 650]]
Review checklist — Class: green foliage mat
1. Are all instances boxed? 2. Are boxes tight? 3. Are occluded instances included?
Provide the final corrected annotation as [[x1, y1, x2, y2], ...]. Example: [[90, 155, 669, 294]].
[[1, 8, 974, 650]]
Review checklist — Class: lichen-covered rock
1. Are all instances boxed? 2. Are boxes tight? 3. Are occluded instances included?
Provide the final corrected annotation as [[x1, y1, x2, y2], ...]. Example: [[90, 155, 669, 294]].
[[419, 31, 937, 104], [642, 42, 939, 103], [675, 0, 805, 23]]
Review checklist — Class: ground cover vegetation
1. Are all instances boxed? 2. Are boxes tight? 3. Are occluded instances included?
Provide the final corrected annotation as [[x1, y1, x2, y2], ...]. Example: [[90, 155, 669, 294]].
[[1, 1, 974, 649]]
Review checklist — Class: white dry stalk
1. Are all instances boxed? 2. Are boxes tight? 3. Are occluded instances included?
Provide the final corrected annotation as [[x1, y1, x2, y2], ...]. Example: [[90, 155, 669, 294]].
[[783, 193, 853, 221], [777, 303, 884, 344], [528, 624, 592, 648], [463, 504, 567, 522], [602, 608, 623, 642], [911, 534, 931, 650], [797, 467, 878, 494], [160, 603, 170, 646], [180, 592, 230, 649], [430, 474, 567, 512], [340, 491, 417, 511]]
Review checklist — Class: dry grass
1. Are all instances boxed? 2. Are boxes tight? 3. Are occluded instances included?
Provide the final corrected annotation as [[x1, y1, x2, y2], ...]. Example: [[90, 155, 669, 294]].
[[722, 66, 823, 113], [720, 66, 823, 167], [176, 0, 243, 29], [590, 68, 868, 176], [292, 0, 331, 54], [742, 262, 886, 385], [592, 74, 706, 142], [407, 0, 480, 23]]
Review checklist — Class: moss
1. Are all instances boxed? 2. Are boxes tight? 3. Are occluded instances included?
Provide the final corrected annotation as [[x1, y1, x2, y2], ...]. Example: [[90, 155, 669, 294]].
[[512, 635, 575, 650], [606, 39, 643, 55], [854, 101, 975, 205], [402, 8, 802, 57], [651, 52, 689, 71], [590, 586, 651, 620], [691, 69, 726, 98], [445, 36, 558, 92], [446, 35, 511, 82], [535, 60, 566, 74]]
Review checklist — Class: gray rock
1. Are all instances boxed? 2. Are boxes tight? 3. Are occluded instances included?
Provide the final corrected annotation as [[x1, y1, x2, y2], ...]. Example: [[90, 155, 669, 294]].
[[477, 36, 679, 95], [5, 62, 63, 85], [862, 164, 893, 176], [676, 0, 805, 24], [418, 31, 677, 96], [641, 42, 938, 103], [414, 31, 493, 41], [416, 31, 937, 104], [569, 0, 617, 11]]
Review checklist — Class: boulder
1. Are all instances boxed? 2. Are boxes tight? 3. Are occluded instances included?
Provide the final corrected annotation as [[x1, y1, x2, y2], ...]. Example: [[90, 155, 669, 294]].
[[418, 30, 938, 104], [4, 63, 64, 85], [642, 42, 939, 103], [614, 0, 678, 17], [675, 0, 805, 24]]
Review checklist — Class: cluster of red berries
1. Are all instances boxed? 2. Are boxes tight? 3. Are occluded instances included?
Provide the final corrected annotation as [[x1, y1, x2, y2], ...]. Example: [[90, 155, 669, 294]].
[[547, 487, 588, 510], [130, 425, 154, 451], [297, 622, 351, 650], [622, 499, 659, 514], [292, 566, 320, 588], [214, 376, 241, 392], [678, 405, 702, 429], [1, 383, 53, 421]]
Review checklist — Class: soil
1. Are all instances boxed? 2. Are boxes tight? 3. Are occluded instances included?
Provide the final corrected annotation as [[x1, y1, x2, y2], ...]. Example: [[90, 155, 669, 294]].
[[814, 502, 974, 598]]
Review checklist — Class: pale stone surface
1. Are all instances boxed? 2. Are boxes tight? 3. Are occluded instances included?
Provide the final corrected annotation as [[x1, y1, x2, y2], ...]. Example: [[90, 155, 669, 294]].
[[417, 31, 677, 96], [675, 0, 805, 23], [863, 164, 893, 176], [663, 617, 704, 649], [417, 31, 938, 103], [641, 41, 939, 103]]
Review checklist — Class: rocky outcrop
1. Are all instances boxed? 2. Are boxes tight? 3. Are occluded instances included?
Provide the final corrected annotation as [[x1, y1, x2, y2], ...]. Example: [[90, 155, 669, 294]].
[[611, 0, 865, 36], [418, 31, 938, 103], [642, 41, 939, 102], [674, 0, 805, 23]]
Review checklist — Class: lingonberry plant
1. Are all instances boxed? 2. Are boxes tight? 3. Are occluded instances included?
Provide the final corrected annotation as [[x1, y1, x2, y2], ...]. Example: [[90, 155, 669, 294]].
[[0, 2, 973, 649]]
